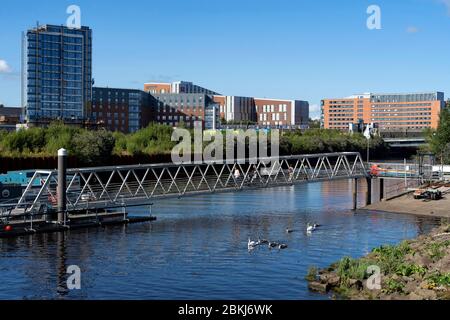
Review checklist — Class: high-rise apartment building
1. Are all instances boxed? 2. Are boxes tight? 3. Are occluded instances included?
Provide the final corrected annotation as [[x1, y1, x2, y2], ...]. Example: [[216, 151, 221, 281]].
[[321, 92, 444, 131], [22, 24, 93, 125]]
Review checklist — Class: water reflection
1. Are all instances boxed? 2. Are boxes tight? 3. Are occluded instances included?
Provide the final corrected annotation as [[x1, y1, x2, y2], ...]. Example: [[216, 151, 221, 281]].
[[0, 180, 441, 300]]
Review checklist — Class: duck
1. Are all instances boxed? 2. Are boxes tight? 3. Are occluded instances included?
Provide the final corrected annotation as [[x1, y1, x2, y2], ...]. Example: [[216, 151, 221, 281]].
[[258, 238, 269, 245], [248, 238, 258, 249], [286, 228, 294, 234], [268, 242, 279, 249], [278, 244, 288, 250]]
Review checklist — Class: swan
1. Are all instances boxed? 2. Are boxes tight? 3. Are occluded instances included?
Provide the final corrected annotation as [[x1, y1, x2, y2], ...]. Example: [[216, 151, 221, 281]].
[[307, 223, 316, 233]]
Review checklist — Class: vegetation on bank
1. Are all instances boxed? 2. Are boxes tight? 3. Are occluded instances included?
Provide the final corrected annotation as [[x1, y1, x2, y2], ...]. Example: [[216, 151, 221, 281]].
[[306, 223, 450, 300], [0, 122, 388, 163], [0, 122, 175, 164], [424, 107, 450, 164]]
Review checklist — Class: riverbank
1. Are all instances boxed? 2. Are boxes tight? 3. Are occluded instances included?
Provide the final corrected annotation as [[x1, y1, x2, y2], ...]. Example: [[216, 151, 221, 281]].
[[307, 224, 450, 300], [363, 185, 450, 218]]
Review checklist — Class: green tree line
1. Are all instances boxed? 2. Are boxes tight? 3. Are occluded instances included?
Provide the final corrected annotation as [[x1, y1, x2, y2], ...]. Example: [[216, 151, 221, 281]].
[[0, 122, 388, 164], [424, 105, 450, 164]]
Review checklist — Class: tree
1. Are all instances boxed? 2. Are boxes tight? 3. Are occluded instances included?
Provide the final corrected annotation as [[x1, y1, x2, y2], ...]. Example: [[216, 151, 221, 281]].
[[429, 107, 450, 163], [72, 130, 115, 164], [308, 118, 321, 129]]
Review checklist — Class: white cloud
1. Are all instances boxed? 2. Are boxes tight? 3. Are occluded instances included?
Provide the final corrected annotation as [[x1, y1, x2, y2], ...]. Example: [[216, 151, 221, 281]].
[[406, 26, 419, 33], [0, 59, 12, 73], [309, 104, 321, 120]]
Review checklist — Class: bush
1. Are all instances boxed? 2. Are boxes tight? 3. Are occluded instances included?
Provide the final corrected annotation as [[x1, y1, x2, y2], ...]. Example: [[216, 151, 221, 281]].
[[336, 256, 372, 286], [72, 130, 115, 164], [371, 241, 412, 275]]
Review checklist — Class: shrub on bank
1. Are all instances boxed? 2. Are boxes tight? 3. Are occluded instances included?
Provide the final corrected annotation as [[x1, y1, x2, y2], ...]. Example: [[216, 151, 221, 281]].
[[0, 122, 389, 161]]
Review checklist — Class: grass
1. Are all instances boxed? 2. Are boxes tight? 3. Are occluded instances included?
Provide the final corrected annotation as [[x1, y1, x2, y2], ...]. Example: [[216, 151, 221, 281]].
[[383, 278, 405, 294], [336, 256, 372, 287], [427, 272, 450, 287], [427, 240, 450, 262], [305, 266, 318, 282], [371, 241, 413, 275], [396, 264, 427, 278]]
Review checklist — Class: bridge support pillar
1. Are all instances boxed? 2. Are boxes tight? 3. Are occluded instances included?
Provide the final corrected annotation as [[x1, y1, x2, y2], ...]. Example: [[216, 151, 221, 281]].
[[379, 178, 384, 202], [57, 149, 67, 224], [366, 177, 372, 206], [353, 178, 358, 210]]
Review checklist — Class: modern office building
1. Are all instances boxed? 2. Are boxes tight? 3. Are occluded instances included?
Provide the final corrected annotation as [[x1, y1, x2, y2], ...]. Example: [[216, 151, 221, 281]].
[[321, 94, 371, 131], [92, 87, 155, 133], [321, 92, 445, 131], [144, 81, 220, 95], [254, 98, 309, 128], [214, 96, 256, 123], [214, 95, 309, 127], [204, 104, 220, 130], [144, 81, 310, 129], [369, 92, 444, 131], [152, 93, 213, 128], [22, 24, 93, 125]]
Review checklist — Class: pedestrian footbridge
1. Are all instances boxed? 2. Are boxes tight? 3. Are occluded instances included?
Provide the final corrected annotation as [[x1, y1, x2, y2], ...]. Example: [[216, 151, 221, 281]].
[[3, 152, 368, 215]]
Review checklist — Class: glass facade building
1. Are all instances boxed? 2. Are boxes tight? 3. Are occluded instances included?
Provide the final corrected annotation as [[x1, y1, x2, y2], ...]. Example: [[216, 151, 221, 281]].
[[22, 24, 92, 124]]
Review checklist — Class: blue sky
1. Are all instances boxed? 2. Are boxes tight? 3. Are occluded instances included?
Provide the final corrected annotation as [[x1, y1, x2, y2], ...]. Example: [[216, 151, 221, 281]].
[[1, 0, 450, 118]]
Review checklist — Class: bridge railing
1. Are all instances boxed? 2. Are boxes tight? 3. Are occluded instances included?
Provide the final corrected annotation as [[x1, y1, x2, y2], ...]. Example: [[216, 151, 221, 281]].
[[11, 152, 367, 213]]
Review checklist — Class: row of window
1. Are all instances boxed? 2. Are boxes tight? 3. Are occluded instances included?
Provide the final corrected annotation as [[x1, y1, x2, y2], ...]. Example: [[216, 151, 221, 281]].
[[259, 113, 287, 121], [371, 94, 439, 103], [93, 112, 127, 120], [261, 104, 288, 113], [93, 104, 130, 111], [156, 115, 202, 121], [29, 34, 84, 43], [28, 80, 82, 88], [372, 117, 432, 121], [260, 121, 286, 126]]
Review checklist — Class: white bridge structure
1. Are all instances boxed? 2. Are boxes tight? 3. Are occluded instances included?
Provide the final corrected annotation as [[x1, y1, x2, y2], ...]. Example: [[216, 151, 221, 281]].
[[7, 152, 368, 215]]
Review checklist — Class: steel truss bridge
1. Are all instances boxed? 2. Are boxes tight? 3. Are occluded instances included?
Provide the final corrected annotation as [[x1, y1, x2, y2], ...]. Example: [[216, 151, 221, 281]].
[[6, 152, 368, 215]]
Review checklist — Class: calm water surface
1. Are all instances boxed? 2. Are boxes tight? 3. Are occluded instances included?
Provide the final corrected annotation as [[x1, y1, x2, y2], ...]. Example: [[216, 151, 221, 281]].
[[0, 180, 440, 300]]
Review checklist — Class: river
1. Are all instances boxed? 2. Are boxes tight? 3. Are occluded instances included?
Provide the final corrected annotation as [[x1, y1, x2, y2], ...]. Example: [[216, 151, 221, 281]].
[[0, 180, 440, 300]]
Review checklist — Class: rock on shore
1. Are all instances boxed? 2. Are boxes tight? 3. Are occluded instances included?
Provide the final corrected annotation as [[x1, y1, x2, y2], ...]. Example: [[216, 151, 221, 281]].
[[307, 224, 450, 300]]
